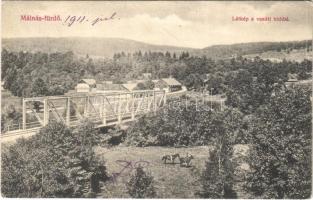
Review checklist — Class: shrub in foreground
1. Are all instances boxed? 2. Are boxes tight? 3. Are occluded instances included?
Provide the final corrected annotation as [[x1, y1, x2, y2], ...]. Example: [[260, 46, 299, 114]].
[[126, 166, 156, 198], [1, 120, 108, 197]]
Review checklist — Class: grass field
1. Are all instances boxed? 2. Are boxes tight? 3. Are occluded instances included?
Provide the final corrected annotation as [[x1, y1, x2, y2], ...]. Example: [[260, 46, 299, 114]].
[[95, 145, 250, 198]]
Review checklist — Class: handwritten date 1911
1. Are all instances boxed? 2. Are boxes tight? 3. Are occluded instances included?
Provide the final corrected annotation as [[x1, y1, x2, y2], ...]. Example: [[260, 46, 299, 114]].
[[63, 12, 117, 27]]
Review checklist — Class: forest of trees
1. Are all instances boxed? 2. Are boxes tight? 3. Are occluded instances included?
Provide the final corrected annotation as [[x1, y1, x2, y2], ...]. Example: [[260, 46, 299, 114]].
[[2, 48, 311, 98]]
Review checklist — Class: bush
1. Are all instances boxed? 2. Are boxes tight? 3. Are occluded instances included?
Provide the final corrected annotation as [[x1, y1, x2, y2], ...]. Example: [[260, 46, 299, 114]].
[[1, 120, 108, 197], [125, 102, 244, 147], [107, 126, 126, 146], [126, 166, 156, 198]]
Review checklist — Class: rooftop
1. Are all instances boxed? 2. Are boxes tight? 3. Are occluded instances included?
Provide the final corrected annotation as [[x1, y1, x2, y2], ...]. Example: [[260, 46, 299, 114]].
[[161, 78, 182, 86], [76, 83, 90, 89], [80, 79, 96, 85], [122, 83, 138, 91]]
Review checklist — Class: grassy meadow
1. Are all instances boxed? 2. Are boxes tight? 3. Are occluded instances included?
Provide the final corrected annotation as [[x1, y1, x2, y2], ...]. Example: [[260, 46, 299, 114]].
[[95, 145, 251, 198]]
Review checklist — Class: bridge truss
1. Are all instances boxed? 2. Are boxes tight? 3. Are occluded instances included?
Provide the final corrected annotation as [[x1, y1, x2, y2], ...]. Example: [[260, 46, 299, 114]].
[[5, 90, 166, 134]]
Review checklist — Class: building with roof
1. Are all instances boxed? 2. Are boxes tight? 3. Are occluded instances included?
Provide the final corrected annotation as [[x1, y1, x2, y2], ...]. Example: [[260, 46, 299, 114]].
[[74, 77, 183, 93], [96, 82, 127, 91], [75, 83, 90, 93], [285, 73, 299, 88], [287, 73, 298, 82], [78, 79, 97, 88], [295, 79, 312, 87], [122, 83, 138, 91], [102, 81, 113, 84], [155, 77, 182, 92], [142, 73, 152, 79], [126, 80, 145, 84]]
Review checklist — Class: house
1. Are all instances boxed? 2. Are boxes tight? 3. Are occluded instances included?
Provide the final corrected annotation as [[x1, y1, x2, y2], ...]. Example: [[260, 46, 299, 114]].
[[295, 79, 312, 87], [78, 79, 96, 88], [287, 73, 298, 82], [75, 78, 98, 93], [285, 73, 299, 88], [126, 80, 145, 84], [142, 73, 152, 80], [203, 74, 209, 82], [102, 81, 113, 85], [74, 77, 183, 93], [76, 83, 90, 93], [155, 78, 182, 92], [96, 82, 127, 92], [122, 83, 139, 91]]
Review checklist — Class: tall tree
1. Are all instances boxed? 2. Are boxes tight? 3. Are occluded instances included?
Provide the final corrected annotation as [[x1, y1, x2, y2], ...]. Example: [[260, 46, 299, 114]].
[[31, 78, 49, 97], [246, 85, 311, 198], [199, 137, 237, 198]]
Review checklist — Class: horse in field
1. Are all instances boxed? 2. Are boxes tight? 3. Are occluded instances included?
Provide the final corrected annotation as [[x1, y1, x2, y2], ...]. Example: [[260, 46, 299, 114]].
[[162, 153, 180, 164], [179, 153, 194, 167]]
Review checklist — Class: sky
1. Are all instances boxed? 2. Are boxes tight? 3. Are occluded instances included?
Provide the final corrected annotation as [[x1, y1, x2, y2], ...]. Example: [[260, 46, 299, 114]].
[[2, 1, 312, 48]]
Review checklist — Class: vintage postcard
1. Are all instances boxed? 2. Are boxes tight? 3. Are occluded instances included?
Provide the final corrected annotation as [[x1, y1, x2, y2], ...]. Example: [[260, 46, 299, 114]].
[[1, 1, 312, 198]]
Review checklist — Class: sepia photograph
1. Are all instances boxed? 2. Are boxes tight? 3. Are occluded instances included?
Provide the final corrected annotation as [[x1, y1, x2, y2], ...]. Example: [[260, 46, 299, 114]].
[[1, 1, 312, 198]]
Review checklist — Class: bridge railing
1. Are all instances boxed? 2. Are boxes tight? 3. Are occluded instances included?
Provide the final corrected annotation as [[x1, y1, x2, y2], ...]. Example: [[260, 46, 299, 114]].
[[2, 121, 42, 134]]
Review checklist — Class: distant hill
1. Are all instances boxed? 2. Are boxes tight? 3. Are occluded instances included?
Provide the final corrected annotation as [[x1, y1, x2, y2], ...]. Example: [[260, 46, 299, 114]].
[[195, 40, 312, 59], [2, 37, 311, 60], [2, 37, 194, 58]]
